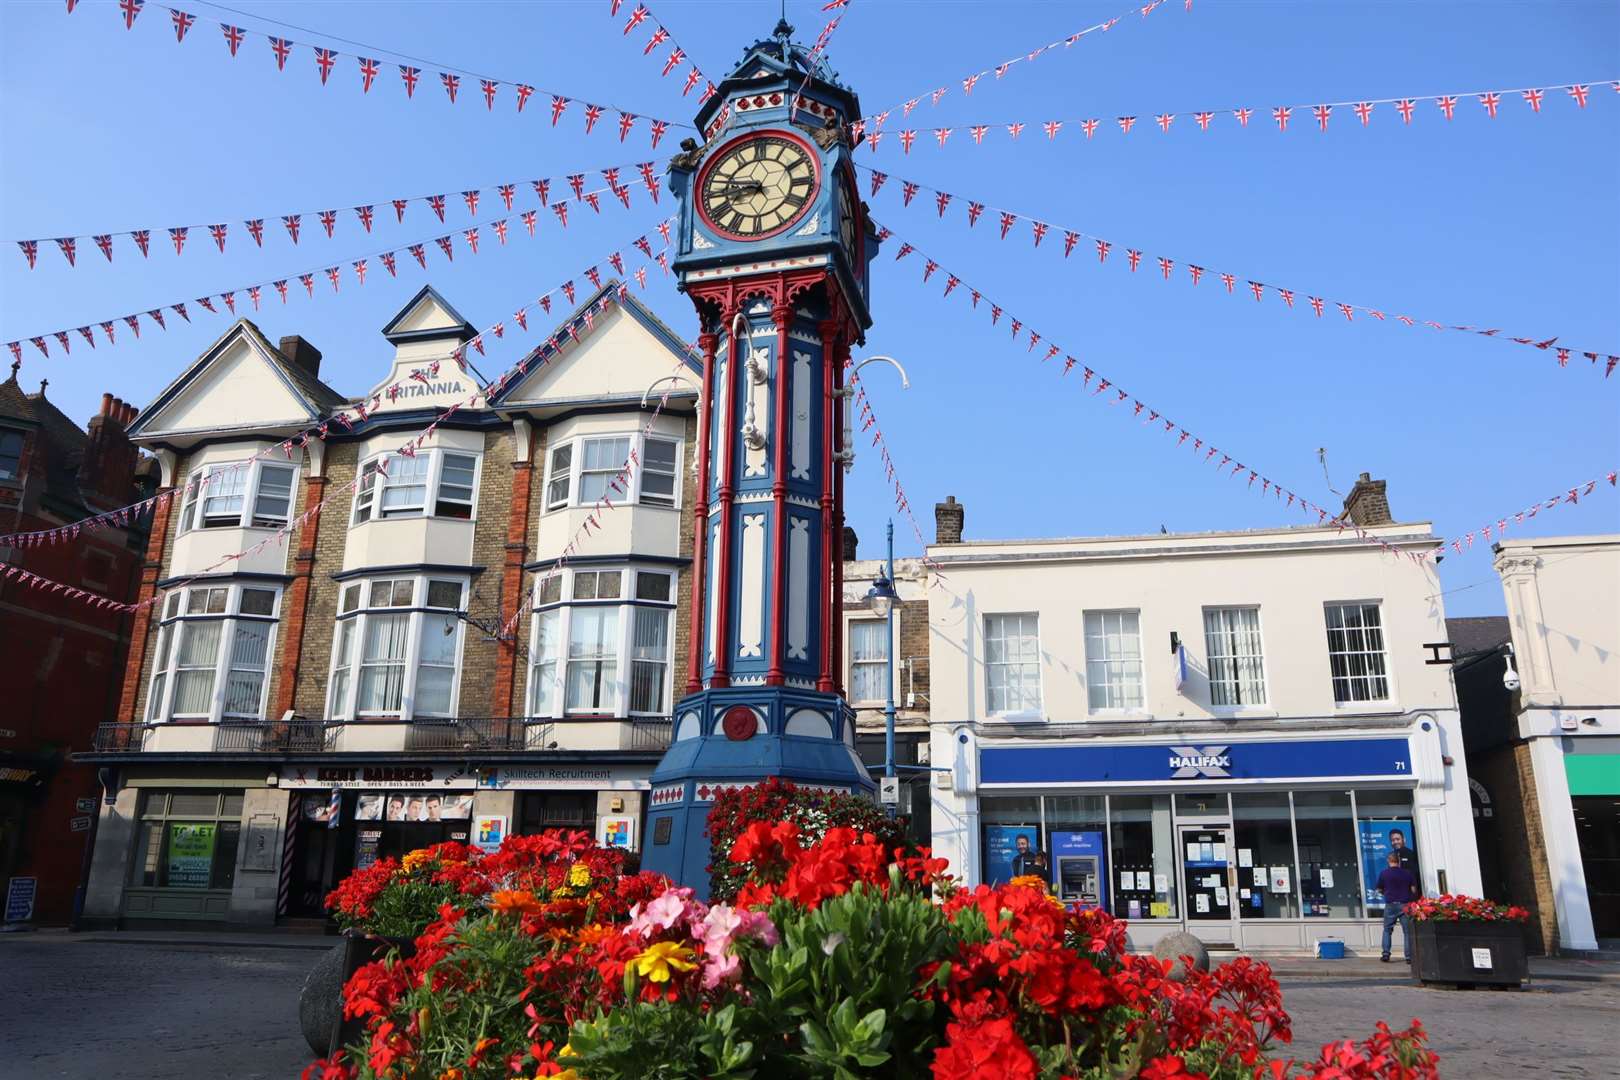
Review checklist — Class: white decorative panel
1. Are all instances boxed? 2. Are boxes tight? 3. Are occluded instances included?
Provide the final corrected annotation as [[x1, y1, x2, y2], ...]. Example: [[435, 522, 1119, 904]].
[[674, 712, 701, 742], [742, 345, 769, 479], [785, 709, 833, 739], [788, 518, 810, 661], [706, 520, 720, 663], [713, 356, 727, 494], [738, 514, 766, 658], [791, 350, 812, 480]]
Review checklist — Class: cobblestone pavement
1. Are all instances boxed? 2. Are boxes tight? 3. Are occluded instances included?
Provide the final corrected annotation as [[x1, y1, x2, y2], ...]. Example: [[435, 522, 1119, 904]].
[[3, 932, 1616, 1078], [0, 932, 318, 1079], [1276, 974, 1620, 1077]]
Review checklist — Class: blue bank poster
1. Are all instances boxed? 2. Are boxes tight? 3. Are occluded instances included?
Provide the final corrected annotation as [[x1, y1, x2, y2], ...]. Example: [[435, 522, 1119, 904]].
[[985, 824, 1040, 886], [1358, 819, 1416, 906]]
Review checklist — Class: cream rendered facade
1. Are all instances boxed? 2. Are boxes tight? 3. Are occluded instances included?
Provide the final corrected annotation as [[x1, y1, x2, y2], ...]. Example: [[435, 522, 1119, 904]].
[[80, 283, 702, 927], [928, 521, 1482, 954], [1495, 534, 1620, 951]]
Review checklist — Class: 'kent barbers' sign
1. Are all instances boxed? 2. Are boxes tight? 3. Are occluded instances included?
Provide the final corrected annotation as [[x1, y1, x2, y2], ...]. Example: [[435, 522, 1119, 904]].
[[1168, 746, 1232, 778]]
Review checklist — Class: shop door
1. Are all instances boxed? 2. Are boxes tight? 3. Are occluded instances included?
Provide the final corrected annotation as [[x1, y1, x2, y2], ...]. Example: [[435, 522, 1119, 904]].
[[1179, 825, 1237, 944]]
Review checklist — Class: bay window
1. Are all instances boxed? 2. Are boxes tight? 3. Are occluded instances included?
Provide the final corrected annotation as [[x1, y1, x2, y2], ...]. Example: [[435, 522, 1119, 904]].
[[351, 449, 480, 525], [542, 433, 682, 511], [178, 460, 298, 532], [528, 566, 676, 718], [145, 583, 281, 722], [327, 574, 467, 720]]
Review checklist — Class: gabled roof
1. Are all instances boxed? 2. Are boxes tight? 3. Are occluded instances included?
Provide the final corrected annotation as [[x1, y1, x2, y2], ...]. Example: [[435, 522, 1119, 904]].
[[380, 284, 478, 345], [0, 368, 39, 427], [128, 318, 347, 439], [487, 279, 701, 407]]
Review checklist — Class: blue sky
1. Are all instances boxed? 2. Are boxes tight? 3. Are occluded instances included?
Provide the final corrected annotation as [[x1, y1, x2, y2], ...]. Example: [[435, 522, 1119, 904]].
[[2, 0, 1616, 617]]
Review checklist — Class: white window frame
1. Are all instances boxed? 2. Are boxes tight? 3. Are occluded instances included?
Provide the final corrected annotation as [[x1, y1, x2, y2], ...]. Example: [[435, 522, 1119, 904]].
[[325, 574, 469, 721], [540, 433, 683, 513], [1203, 606, 1269, 709], [984, 613, 1043, 718], [350, 448, 482, 526], [145, 583, 281, 723], [847, 617, 893, 706], [1083, 609, 1146, 714], [1324, 601, 1393, 706], [178, 459, 300, 533], [526, 565, 677, 719]]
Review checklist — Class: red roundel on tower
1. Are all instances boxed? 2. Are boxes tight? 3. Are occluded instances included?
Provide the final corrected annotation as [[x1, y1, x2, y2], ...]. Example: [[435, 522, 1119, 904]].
[[720, 706, 758, 741]]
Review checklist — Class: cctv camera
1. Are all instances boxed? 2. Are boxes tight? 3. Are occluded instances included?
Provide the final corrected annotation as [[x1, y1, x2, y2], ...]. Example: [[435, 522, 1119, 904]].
[[1502, 671, 1520, 692]]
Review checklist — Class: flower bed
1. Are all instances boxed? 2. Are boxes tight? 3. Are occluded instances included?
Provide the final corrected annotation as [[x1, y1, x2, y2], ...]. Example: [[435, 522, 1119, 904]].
[[306, 811, 1439, 1079], [1405, 894, 1530, 923]]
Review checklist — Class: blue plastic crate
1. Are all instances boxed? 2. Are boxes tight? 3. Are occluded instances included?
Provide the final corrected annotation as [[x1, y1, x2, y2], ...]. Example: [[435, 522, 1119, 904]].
[[1314, 938, 1345, 959]]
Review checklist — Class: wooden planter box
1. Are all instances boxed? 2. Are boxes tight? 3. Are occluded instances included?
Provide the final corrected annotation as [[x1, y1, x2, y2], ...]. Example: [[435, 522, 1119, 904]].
[[1409, 919, 1527, 988], [327, 931, 417, 1056]]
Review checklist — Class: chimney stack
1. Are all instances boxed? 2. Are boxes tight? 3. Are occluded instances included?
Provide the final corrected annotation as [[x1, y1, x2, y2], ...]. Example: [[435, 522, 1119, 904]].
[[278, 335, 323, 379], [935, 495, 964, 544], [1342, 472, 1393, 526], [81, 388, 139, 503], [841, 525, 859, 561]]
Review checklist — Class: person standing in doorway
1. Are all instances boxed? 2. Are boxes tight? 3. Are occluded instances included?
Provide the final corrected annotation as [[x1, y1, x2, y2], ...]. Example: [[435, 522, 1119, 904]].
[[1376, 851, 1420, 962]]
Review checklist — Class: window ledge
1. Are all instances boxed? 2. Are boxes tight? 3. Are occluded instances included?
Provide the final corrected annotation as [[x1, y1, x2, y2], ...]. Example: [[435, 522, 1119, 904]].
[[1209, 707, 1280, 721], [1331, 703, 1402, 716], [1086, 710, 1155, 723], [987, 710, 1046, 724]]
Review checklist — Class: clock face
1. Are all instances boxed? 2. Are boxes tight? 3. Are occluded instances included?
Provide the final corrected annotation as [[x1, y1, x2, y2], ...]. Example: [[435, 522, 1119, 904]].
[[699, 133, 820, 239]]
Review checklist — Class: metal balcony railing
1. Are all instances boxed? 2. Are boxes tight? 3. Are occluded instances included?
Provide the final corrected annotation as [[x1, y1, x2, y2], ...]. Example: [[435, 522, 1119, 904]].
[[213, 720, 338, 752], [90, 722, 151, 752], [403, 717, 526, 752]]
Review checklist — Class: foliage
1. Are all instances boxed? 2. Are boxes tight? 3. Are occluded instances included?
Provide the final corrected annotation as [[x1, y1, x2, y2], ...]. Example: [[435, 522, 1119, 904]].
[[704, 776, 906, 902], [1405, 894, 1531, 923], [306, 812, 1441, 1080]]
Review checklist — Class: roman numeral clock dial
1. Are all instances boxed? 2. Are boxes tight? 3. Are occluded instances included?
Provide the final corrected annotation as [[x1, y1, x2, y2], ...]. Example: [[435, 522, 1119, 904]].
[[699, 134, 819, 239]]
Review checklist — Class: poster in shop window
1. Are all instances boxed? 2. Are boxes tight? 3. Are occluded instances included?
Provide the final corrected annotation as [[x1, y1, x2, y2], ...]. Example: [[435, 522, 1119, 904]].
[[355, 795, 385, 821], [167, 823, 216, 888], [474, 815, 508, 854], [1358, 819, 1417, 907], [984, 825, 1043, 886]]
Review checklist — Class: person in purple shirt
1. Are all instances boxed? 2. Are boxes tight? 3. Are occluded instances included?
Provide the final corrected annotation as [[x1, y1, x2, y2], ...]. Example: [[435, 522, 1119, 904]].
[[1376, 851, 1420, 962]]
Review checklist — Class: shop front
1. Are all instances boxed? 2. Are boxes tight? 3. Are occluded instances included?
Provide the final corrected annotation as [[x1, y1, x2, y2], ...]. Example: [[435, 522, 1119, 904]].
[[970, 730, 1475, 953]]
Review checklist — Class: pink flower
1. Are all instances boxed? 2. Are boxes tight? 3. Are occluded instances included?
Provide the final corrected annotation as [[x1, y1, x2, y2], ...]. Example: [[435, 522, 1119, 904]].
[[627, 887, 697, 938], [700, 950, 741, 989]]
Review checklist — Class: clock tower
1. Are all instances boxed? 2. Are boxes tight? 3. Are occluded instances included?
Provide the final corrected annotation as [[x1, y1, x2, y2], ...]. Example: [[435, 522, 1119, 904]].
[[640, 21, 881, 891]]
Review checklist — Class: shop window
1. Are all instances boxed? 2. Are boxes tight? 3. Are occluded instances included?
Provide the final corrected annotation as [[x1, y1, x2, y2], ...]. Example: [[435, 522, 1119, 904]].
[[1084, 610, 1144, 711], [1109, 794, 1178, 919], [1045, 796, 1107, 909], [1233, 792, 1299, 919], [517, 792, 594, 833], [1293, 791, 1364, 919], [351, 449, 480, 525], [1572, 797, 1620, 939], [131, 790, 243, 890], [178, 460, 298, 532], [1203, 607, 1266, 706], [1324, 602, 1390, 703], [327, 574, 467, 720], [981, 796, 1042, 886], [984, 614, 1041, 715], [848, 620, 889, 704], [1354, 789, 1418, 914], [145, 584, 280, 723], [527, 566, 677, 719]]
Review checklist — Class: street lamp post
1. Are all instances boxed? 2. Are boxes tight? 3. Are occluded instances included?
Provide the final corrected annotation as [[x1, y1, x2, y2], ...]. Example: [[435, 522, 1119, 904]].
[[865, 520, 899, 817]]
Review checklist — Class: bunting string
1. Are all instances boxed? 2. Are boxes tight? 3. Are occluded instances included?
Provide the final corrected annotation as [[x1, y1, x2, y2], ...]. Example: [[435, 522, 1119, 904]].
[[861, 165, 1618, 378], [606, 0, 714, 102], [852, 0, 1189, 135], [844, 363, 944, 580], [10, 156, 670, 270], [1, 224, 677, 551], [72, 0, 687, 139], [2, 279, 673, 614], [789, 0, 855, 124], [1431, 470, 1618, 562], [6, 180, 672, 364], [857, 77, 1618, 152]]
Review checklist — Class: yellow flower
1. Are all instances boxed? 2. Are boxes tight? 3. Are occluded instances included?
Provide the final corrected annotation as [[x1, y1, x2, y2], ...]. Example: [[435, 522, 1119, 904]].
[[631, 940, 698, 983], [402, 849, 432, 874], [568, 862, 592, 888], [490, 889, 545, 917], [1008, 874, 1048, 892], [557, 1043, 577, 1059]]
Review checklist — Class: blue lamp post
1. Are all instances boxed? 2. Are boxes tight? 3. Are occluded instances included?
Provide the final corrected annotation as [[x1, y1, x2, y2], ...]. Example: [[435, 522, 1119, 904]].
[[864, 522, 899, 815]]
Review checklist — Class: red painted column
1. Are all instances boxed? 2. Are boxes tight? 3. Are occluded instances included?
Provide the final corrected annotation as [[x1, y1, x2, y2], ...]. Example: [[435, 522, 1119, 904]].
[[816, 318, 839, 693], [831, 332, 849, 698], [709, 304, 742, 689], [765, 302, 791, 686], [685, 329, 718, 694], [271, 472, 327, 720], [114, 484, 175, 728], [490, 429, 534, 718]]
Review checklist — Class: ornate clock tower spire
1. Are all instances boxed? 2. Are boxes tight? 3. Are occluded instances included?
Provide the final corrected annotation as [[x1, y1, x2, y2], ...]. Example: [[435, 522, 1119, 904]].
[[640, 26, 881, 891]]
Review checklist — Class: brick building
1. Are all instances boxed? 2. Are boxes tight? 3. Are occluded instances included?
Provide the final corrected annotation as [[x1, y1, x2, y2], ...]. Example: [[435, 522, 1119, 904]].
[[77, 284, 703, 927], [1, 366, 153, 924]]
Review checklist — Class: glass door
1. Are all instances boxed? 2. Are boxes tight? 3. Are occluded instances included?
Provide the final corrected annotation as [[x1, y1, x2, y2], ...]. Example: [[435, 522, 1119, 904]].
[[1179, 825, 1237, 942]]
